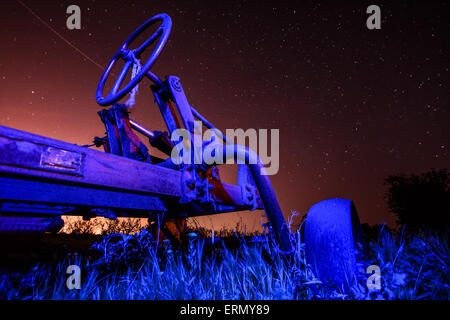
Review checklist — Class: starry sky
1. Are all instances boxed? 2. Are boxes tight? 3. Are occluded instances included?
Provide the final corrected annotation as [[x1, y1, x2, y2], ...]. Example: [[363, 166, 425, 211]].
[[0, 0, 448, 232]]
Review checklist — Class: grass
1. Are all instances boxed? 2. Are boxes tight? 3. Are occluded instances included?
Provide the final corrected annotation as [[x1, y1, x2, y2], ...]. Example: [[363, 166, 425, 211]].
[[0, 216, 448, 300]]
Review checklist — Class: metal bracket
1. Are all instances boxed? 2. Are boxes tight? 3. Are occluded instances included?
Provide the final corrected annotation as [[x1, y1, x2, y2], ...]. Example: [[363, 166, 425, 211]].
[[238, 164, 261, 211], [90, 208, 118, 220], [241, 184, 258, 211], [180, 165, 198, 204], [197, 177, 215, 208], [179, 164, 216, 211], [98, 103, 151, 163], [167, 76, 196, 133]]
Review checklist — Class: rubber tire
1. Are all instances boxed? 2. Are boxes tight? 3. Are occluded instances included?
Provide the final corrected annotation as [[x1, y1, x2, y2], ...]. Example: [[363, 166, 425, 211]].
[[304, 198, 365, 291]]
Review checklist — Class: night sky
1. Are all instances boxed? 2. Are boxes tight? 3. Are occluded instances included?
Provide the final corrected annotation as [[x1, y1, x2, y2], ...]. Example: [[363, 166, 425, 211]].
[[1, 1, 448, 231]]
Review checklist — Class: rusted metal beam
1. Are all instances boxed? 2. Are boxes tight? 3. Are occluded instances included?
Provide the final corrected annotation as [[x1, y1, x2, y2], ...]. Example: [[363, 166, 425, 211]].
[[0, 125, 257, 218]]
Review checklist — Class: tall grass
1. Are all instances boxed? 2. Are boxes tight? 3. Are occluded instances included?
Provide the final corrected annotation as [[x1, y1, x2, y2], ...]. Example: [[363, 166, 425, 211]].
[[0, 220, 448, 300]]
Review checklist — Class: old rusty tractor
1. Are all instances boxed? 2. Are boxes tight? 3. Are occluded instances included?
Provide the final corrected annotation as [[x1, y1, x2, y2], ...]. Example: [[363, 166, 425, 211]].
[[0, 14, 365, 289]]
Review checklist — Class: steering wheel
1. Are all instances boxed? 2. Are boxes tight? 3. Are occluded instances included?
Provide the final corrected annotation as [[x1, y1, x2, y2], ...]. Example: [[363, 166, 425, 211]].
[[96, 13, 172, 106]]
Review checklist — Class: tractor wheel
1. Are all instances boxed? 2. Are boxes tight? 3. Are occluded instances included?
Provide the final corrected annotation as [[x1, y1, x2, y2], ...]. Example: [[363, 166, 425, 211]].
[[304, 198, 366, 291]]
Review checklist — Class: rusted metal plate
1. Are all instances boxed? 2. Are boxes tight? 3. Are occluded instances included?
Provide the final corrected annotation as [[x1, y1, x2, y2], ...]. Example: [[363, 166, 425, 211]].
[[40, 147, 84, 175], [0, 135, 84, 176]]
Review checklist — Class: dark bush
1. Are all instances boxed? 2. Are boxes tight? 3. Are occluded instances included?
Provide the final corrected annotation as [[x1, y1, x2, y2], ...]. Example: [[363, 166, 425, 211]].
[[384, 168, 450, 232]]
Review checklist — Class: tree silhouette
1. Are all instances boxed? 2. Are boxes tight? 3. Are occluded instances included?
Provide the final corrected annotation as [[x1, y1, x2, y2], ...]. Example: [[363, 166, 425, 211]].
[[384, 168, 450, 232]]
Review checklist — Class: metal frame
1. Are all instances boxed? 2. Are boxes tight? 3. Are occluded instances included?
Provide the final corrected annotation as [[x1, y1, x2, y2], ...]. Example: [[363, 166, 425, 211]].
[[0, 13, 294, 254], [0, 125, 256, 218]]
